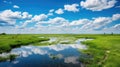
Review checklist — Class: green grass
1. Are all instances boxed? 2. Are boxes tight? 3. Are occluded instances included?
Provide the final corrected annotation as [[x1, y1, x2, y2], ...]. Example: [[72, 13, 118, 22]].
[[0, 34, 78, 53], [80, 35, 120, 67], [0, 34, 49, 53], [0, 34, 120, 67]]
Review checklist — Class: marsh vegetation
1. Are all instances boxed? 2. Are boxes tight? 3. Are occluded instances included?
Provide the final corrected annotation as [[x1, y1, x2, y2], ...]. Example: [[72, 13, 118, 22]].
[[0, 34, 120, 67]]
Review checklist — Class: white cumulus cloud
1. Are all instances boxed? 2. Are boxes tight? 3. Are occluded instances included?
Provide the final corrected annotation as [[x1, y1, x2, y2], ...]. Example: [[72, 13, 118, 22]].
[[80, 0, 117, 11], [0, 10, 21, 25], [13, 5, 20, 9], [31, 14, 48, 22], [48, 17, 68, 25], [81, 17, 112, 30], [22, 12, 32, 19], [55, 8, 64, 14], [49, 9, 54, 13], [0, 10, 33, 26], [64, 4, 79, 12], [113, 24, 120, 30], [70, 19, 91, 26], [112, 13, 120, 21], [47, 9, 55, 16]]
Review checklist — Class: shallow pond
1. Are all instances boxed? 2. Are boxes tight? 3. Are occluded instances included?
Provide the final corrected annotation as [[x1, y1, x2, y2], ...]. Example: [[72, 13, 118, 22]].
[[0, 38, 92, 67]]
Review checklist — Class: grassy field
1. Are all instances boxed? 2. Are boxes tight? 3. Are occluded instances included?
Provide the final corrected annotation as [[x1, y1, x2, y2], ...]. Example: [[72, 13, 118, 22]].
[[0, 34, 120, 67], [78, 34, 120, 67], [0, 34, 49, 53]]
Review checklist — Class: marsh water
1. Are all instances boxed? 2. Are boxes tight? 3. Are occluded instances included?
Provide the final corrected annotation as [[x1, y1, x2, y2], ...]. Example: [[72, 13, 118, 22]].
[[0, 38, 92, 67]]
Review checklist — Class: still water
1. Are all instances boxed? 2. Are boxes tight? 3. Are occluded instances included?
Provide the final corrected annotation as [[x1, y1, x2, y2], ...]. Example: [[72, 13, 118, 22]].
[[0, 38, 92, 67]]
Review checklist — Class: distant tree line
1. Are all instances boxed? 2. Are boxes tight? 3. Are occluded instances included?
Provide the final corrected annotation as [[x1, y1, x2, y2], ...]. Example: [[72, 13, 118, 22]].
[[0, 33, 6, 35], [104, 32, 114, 35]]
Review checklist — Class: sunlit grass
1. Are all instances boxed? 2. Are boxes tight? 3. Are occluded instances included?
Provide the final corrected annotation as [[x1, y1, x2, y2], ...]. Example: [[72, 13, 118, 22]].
[[0, 34, 120, 67], [0, 34, 49, 53], [81, 35, 120, 67]]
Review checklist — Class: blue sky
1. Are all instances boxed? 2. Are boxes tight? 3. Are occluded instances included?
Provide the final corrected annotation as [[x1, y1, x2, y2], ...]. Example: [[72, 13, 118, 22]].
[[0, 0, 120, 34]]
